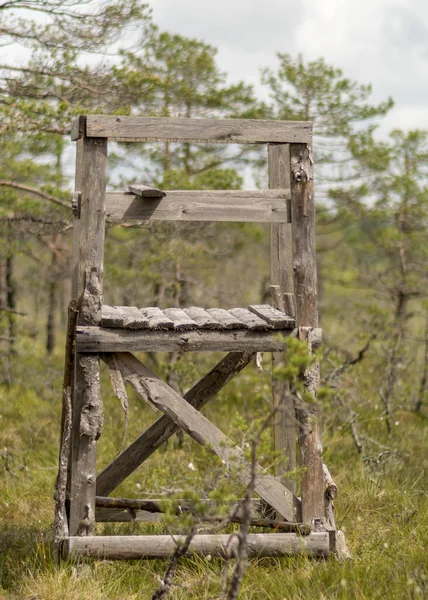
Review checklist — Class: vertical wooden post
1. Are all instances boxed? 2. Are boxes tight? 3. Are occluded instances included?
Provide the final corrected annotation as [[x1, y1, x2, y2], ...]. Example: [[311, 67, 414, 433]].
[[268, 144, 297, 502], [69, 130, 108, 536], [289, 142, 325, 524]]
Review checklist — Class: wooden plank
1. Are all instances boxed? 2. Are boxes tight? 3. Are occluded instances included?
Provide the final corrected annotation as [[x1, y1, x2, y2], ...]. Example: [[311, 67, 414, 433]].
[[105, 190, 290, 223], [248, 304, 295, 329], [77, 326, 291, 353], [66, 532, 333, 560], [269, 143, 297, 501], [69, 136, 107, 538], [101, 306, 126, 328], [139, 307, 174, 330], [128, 184, 166, 198], [96, 352, 255, 496], [183, 307, 223, 329], [95, 496, 262, 518], [162, 307, 200, 330], [228, 308, 273, 331], [85, 115, 312, 144], [96, 507, 162, 523], [117, 306, 149, 329], [206, 308, 248, 330], [94, 499, 311, 534], [290, 142, 324, 524], [70, 116, 86, 141], [113, 353, 298, 521]]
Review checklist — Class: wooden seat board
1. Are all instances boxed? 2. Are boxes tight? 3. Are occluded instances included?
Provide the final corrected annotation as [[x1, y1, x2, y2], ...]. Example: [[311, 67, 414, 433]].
[[206, 308, 248, 330], [183, 307, 223, 329], [116, 306, 150, 329], [249, 304, 295, 329], [101, 306, 126, 328], [228, 308, 274, 330], [162, 307, 199, 330], [139, 307, 174, 330]]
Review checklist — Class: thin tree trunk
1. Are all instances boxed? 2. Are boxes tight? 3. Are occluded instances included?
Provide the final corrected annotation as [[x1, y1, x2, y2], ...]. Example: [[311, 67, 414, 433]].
[[415, 311, 428, 413], [6, 253, 16, 353], [46, 244, 59, 355]]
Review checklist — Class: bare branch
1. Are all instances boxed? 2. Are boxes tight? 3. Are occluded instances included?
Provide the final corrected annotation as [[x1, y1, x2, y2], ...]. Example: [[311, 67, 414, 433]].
[[0, 180, 70, 209]]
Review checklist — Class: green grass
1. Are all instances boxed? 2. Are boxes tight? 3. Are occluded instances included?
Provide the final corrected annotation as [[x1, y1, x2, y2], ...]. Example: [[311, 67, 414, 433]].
[[1, 349, 427, 599]]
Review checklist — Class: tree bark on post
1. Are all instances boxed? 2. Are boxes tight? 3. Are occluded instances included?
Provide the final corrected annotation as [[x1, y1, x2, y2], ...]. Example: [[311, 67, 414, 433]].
[[290, 142, 325, 524], [68, 123, 108, 537]]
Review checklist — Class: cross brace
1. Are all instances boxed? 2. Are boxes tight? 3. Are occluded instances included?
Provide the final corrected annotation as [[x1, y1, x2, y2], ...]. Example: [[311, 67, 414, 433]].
[[102, 352, 300, 522]]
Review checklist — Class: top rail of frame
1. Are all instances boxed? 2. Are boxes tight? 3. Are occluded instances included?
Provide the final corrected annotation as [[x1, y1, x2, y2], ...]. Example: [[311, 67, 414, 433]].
[[71, 115, 312, 145]]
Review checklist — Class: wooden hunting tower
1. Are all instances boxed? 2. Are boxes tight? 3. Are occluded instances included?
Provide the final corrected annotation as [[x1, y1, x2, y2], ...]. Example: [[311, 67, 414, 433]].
[[55, 115, 346, 560]]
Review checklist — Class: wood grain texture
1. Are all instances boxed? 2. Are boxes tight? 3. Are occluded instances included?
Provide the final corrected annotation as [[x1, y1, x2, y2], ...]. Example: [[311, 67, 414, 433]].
[[269, 143, 297, 499], [128, 184, 166, 198], [85, 115, 312, 144], [76, 326, 291, 353], [162, 307, 198, 330], [101, 306, 126, 328], [290, 143, 325, 524], [69, 136, 107, 538], [183, 307, 222, 329], [66, 532, 332, 560], [112, 353, 298, 521], [105, 190, 290, 223], [248, 304, 295, 329], [96, 352, 254, 496], [206, 308, 248, 329], [228, 308, 273, 330], [139, 307, 174, 330]]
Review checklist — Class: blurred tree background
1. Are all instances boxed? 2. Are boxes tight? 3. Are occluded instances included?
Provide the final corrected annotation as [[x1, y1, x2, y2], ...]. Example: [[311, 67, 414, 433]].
[[0, 3, 427, 599]]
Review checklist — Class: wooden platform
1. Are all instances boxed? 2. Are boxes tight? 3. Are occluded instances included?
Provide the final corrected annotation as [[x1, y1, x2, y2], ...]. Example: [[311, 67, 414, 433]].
[[76, 304, 296, 353]]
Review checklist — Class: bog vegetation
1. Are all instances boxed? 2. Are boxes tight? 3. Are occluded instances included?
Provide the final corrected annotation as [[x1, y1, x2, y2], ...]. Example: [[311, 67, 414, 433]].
[[0, 1, 427, 599]]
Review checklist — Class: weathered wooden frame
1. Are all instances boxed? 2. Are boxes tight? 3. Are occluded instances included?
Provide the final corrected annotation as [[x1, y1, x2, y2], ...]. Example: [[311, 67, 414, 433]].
[[57, 115, 344, 561]]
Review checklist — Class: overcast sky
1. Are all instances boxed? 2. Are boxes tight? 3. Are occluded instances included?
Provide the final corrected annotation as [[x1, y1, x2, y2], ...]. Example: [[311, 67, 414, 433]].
[[148, 0, 428, 137]]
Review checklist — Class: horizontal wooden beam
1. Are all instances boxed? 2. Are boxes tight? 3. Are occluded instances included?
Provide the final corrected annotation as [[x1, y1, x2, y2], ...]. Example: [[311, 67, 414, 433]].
[[76, 326, 292, 353], [105, 190, 290, 223], [66, 532, 333, 559], [77, 115, 312, 144]]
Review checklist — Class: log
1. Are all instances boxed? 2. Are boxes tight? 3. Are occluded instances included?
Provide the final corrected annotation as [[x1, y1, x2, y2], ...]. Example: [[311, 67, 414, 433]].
[[66, 532, 333, 560], [78, 115, 312, 144], [96, 352, 255, 496], [53, 300, 78, 548], [69, 135, 107, 537], [112, 353, 299, 521], [290, 142, 325, 524]]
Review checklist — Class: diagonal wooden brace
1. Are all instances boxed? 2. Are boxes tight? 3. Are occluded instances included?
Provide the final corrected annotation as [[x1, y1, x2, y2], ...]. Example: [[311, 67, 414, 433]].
[[97, 352, 254, 496], [110, 352, 300, 522]]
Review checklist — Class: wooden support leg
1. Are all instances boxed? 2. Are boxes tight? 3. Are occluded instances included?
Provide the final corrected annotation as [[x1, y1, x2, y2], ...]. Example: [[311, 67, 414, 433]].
[[68, 131, 108, 536], [290, 143, 325, 524], [96, 352, 254, 497], [68, 354, 103, 536], [268, 144, 298, 502], [112, 352, 300, 522]]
